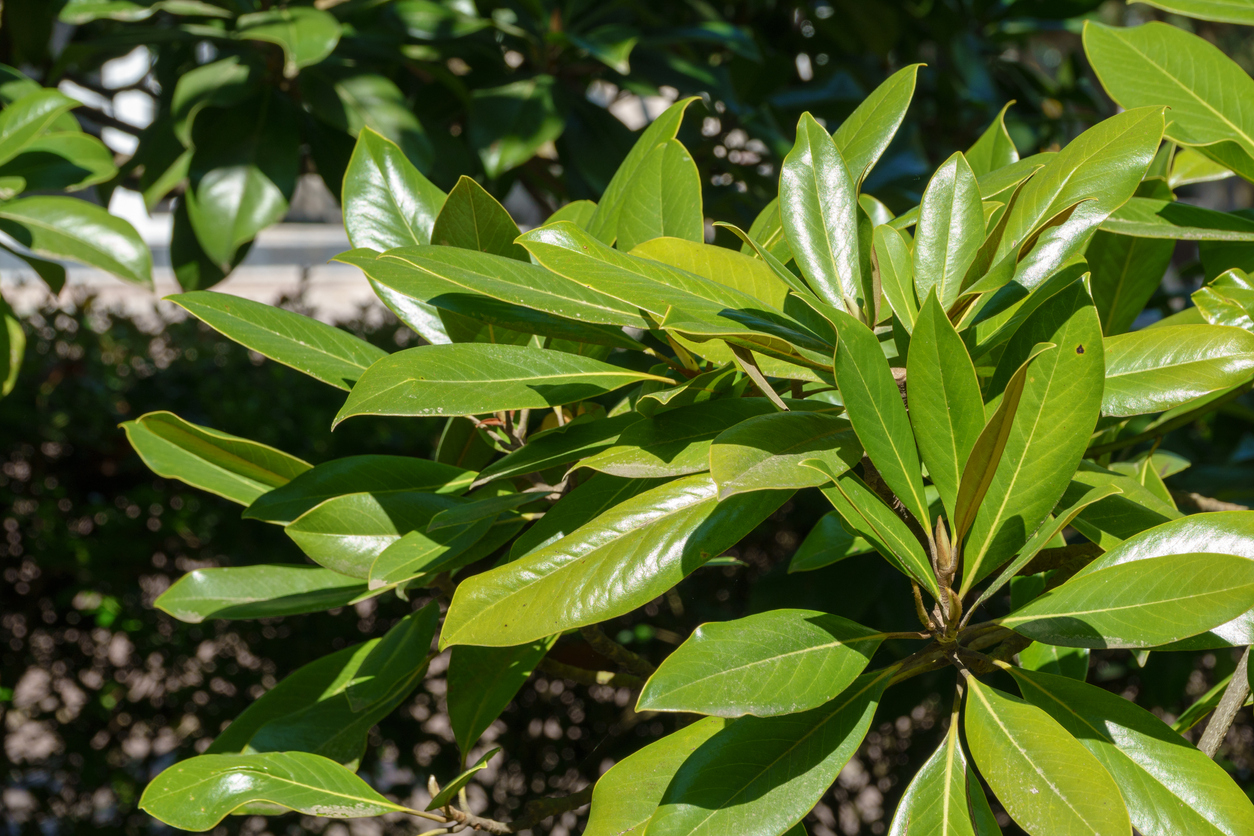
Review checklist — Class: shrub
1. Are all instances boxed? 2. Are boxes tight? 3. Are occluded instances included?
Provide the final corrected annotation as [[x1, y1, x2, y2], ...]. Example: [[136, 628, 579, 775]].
[[124, 35, 1254, 836]]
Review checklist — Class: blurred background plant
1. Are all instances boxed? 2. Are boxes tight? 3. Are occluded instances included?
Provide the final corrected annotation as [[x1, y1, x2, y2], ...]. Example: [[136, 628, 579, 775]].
[[7, 1, 1254, 834]]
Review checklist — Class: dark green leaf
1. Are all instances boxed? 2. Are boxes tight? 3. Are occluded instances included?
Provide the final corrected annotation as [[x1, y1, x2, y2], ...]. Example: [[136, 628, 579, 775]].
[[237, 7, 341, 77], [1087, 230, 1174, 336], [468, 76, 563, 179], [430, 175, 527, 259], [448, 638, 555, 753], [887, 724, 1000, 836], [788, 513, 874, 573], [154, 565, 367, 624]]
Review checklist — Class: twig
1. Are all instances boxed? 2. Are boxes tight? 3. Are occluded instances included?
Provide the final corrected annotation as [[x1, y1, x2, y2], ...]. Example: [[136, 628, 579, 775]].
[[580, 624, 656, 678], [537, 658, 644, 688], [1199, 647, 1251, 758], [1171, 492, 1249, 513], [508, 784, 594, 831]]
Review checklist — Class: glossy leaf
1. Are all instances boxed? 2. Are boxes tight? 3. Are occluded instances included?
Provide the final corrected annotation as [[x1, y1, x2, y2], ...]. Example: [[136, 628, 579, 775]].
[[616, 139, 703, 251], [1101, 325, 1254, 417], [908, 293, 983, 522], [139, 752, 408, 830], [788, 513, 874, 573], [645, 670, 890, 836], [631, 236, 790, 309], [244, 455, 474, 526], [997, 552, 1254, 648], [0, 131, 117, 191], [887, 724, 1001, 836], [335, 343, 669, 424], [123, 411, 310, 506], [441, 474, 789, 647], [475, 413, 645, 486], [637, 609, 883, 717], [430, 175, 527, 260], [830, 308, 930, 528], [709, 411, 861, 499], [237, 7, 341, 77], [584, 717, 725, 836], [508, 474, 658, 561], [1130, 0, 1254, 22], [781, 112, 866, 317], [832, 64, 921, 187], [155, 565, 367, 624], [964, 678, 1129, 836], [913, 152, 984, 308], [873, 224, 919, 332], [367, 512, 493, 588], [1170, 146, 1235, 187], [170, 292, 387, 391], [1103, 197, 1254, 241], [426, 748, 499, 811], [342, 127, 445, 252], [0, 196, 151, 286], [1012, 667, 1254, 836], [0, 89, 78, 166], [966, 102, 1019, 178], [448, 638, 555, 754]]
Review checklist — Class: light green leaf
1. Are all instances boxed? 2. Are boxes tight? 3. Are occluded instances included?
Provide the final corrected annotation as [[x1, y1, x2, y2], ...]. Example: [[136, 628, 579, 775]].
[[448, 638, 555, 754], [237, 7, 341, 78], [1017, 642, 1089, 682], [170, 291, 386, 391], [122, 411, 309, 506], [637, 609, 883, 717], [964, 678, 1129, 836], [0, 132, 117, 191], [709, 411, 861, 499], [788, 513, 874, 573], [908, 293, 983, 522], [966, 102, 1019, 178], [960, 283, 1104, 592], [334, 343, 668, 424], [508, 474, 657, 561], [60, 0, 156, 23], [1101, 325, 1254, 417], [1087, 230, 1175, 336], [888, 723, 1001, 836], [426, 748, 499, 811], [154, 565, 367, 624], [441, 474, 789, 647], [781, 112, 866, 318], [914, 152, 984, 308], [584, 717, 725, 836], [544, 199, 597, 229], [367, 513, 493, 588], [616, 139, 703, 251], [1012, 667, 1254, 836], [1170, 146, 1234, 187], [475, 414, 645, 486], [873, 224, 919, 332], [997, 552, 1254, 648], [0, 291, 23, 398], [430, 175, 527, 260], [830, 308, 930, 529], [1103, 198, 1254, 241], [832, 64, 921, 187], [1131, 0, 1254, 22], [342, 127, 445, 252], [631, 237, 790, 309], [468, 76, 564, 179], [0, 89, 78, 167], [645, 670, 890, 836], [0, 196, 152, 286], [1058, 463, 1181, 549], [139, 752, 409, 830]]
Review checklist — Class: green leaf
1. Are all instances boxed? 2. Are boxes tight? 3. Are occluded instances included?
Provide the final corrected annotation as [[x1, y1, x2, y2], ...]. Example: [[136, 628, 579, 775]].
[[448, 638, 555, 754], [964, 678, 1129, 836], [508, 474, 657, 561], [237, 7, 341, 78], [430, 175, 527, 260], [0, 131, 117, 191], [441, 474, 789, 647], [586, 97, 698, 245], [122, 411, 310, 506], [832, 64, 921, 187], [1018, 641, 1089, 681], [637, 609, 883, 717], [244, 455, 474, 526], [367, 512, 493, 588], [170, 56, 259, 146], [709, 411, 861, 499], [468, 76, 564, 179], [830, 308, 930, 529], [615, 139, 703, 251], [475, 414, 645, 486], [545, 200, 597, 229], [908, 293, 984, 522], [914, 153, 985, 308], [186, 93, 299, 269], [994, 107, 1165, 290], [960, 283, 1104, 592], [645, 670, 890, 836], [0, 89, 78, 167], [208, 604, 437, 765], [1130, 0, 1254, 22], [781, 112, 867, 318], [342, 127, 445, 251], [169, 292, 387, 391], [966, 102, 1019, 178], [426, 748, 499, 811], [285, 491, 476, 579], [1068, 511, 1254, 649], [1087, 230, 1175, 335], [1084, 21, 1254, 181], [584, 717, 725, 836], [154, 565, 367, 624], [873, 224, 919, 332], [580, 399, 776, 479], [427, 490, 540, 531], [1011, 667, 1254, 836], [997, 552, 1254, 648], [887, 724, 1000, 836], [1101, 325, 1254, 417], [1105, 198, 1254, 242], [334, 344, 668, 424], [0, 196, 151, 286], [811, 464, 941, 600], [631, 236, 791, 309], [59, 0, 156, 23], [303, 68, 431, 170], [788, 513, 874, 573], [1170, 146, 1235, 187], [139, 752, 408, 830], [0, 291, 24, 398]]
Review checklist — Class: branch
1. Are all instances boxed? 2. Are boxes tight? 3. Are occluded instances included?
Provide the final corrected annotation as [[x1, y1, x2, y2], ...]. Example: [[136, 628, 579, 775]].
[[580, 624, 656, 678], [1199, 647, 1251, 758], [537, 658, 644, 688], [509, 784, 594, 831], [1171, 492, 1249, 513]]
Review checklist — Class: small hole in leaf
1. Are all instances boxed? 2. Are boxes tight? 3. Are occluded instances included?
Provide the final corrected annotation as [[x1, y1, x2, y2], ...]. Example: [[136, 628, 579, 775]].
[[1076, 344, 1085, 354]]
